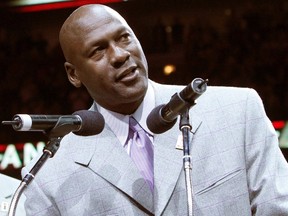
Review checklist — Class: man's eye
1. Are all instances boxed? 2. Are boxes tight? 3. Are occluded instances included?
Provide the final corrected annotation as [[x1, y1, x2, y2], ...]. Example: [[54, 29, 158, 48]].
[[120, 33, 131, 42], [92, 46, 105, 55], [95, 46, 105, 53], [88, 46, 105, 59]]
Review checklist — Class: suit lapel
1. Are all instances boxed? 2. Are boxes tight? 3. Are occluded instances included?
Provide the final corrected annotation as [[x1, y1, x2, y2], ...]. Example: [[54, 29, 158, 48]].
[[70, 127, 154, 214]]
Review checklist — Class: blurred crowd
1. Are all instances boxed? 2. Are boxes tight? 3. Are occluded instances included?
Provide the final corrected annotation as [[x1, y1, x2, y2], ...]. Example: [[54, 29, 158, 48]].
[[0, 1, 288, 143], [146, 1, 288, 121]]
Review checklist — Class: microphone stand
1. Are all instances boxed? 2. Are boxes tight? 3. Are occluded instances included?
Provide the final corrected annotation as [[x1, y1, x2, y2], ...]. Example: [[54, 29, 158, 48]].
[[8, 123, 76, 216], [180, 108, 193, 216], [8, 137, 61, 216]]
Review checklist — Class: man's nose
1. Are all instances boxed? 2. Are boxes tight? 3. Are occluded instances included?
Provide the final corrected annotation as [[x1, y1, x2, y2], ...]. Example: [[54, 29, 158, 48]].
[[110, 44, 130, 68]]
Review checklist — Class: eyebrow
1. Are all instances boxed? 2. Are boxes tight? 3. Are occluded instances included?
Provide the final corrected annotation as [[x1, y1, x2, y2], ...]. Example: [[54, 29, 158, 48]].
[[83, 25, 132, 56], [88, 25, 131, 45]]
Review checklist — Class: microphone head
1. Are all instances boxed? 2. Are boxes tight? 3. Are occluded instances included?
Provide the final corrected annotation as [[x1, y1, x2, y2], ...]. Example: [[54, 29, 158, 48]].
[[146, 105, 177, 134], [72, 110, 105, 136]]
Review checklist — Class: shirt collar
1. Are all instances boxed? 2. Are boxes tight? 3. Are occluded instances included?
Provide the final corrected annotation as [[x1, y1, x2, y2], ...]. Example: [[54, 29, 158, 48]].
[[95, 81, 155, 147]]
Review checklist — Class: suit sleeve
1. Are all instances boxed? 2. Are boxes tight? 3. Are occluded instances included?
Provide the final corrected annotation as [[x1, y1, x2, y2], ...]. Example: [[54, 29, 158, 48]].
[[244, 89, 288, 215]]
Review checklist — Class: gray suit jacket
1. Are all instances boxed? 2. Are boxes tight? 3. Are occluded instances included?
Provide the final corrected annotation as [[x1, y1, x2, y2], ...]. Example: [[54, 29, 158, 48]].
[[22, 80, 288, 215], [0, 174, 26, 216]]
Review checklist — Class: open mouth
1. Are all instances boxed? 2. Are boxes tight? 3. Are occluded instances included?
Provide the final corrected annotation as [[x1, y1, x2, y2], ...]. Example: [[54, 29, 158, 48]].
[[116, 66, 138, 82]]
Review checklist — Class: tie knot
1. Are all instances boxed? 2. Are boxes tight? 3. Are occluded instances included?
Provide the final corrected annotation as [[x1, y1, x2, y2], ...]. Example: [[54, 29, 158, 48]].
[[129, 116, 143, 133]]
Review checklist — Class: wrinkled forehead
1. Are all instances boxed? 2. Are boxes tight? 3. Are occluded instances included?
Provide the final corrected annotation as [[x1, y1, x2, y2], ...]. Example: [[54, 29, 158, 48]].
[[59, 5, 130, 61]]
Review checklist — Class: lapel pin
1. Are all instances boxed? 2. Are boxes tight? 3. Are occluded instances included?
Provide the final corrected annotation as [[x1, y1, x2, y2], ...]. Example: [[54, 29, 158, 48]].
[[175, 134, 183, 150]]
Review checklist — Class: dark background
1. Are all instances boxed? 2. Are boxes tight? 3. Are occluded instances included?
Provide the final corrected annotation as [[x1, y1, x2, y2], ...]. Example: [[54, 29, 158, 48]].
[[0, 0, 287, 179]]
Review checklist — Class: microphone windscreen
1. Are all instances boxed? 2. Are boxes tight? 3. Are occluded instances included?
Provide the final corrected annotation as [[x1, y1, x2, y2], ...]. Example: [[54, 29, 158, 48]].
[[72, 110, 105, 136], [146, 105, 177, 134]]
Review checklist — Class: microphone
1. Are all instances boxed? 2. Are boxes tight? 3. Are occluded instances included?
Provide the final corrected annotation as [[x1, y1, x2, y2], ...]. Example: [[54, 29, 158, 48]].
[[147, 78, 208, 134], [2, 110, 105, 136]]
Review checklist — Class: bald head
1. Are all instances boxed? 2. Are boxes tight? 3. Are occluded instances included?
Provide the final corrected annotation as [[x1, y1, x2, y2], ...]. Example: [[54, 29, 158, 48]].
[[59, 4, 129, 63], [58, 4, 148, 114]]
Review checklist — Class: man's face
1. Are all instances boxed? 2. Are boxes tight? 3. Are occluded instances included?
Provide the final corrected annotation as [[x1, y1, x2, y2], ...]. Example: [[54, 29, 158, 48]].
[[65, 6, 148, 114]]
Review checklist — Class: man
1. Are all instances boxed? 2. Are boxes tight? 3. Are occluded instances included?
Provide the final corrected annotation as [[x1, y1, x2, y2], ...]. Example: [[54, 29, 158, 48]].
[[22, 4, 288, 215]]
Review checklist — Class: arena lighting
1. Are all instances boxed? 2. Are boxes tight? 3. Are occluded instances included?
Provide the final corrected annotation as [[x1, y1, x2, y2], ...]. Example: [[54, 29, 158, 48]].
[[9, 0, 69, 6], [273, 121, 288, 148], [273, 120, 285, 129], [0, 142, 45, 170], [163, 64, 176, 76], [8, 0, 123, 12]]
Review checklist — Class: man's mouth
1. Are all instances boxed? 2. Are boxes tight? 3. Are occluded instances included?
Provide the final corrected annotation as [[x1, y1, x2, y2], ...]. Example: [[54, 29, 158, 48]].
[[116, 66, 138, 82]]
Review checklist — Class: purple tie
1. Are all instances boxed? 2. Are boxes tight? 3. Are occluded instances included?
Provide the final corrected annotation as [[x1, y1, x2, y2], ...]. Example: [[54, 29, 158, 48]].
[[129, 116, 154, 191]]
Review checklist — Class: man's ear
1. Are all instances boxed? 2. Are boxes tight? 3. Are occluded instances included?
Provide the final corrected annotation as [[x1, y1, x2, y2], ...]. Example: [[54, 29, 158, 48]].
[[64, 62, 82, 88]]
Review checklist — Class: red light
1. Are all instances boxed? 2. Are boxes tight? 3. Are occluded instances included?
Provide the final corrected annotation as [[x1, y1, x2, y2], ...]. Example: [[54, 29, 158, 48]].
[[12, 0, 123, 13], [272, 121, 285, 129], [0, 143, 25, 152], [0, 145, 6, 152]]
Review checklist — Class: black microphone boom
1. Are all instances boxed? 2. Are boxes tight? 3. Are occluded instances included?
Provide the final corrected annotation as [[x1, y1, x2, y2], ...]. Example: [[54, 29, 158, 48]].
[[2, 110, 105, 136], [147, 78, 208, 134]]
